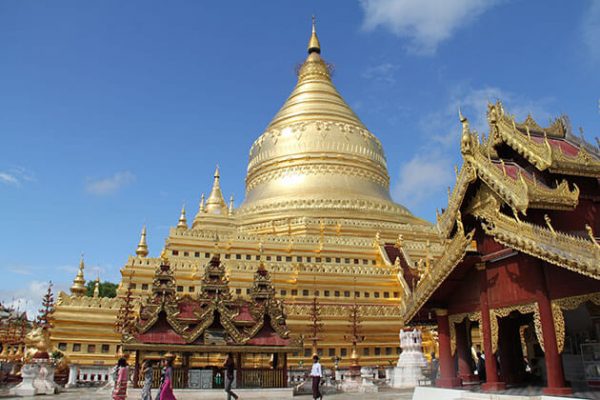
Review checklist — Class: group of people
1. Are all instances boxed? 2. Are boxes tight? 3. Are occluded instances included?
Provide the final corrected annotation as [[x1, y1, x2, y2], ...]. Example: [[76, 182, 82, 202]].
[[111, 356, 176, 400], [110, 353, 240, 400]]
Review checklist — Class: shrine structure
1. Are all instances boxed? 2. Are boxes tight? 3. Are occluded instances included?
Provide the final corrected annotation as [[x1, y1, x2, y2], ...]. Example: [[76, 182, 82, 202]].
[[51, 20, 442, 371], [121, 252, 301, 389], [400, 103, 600, 395]]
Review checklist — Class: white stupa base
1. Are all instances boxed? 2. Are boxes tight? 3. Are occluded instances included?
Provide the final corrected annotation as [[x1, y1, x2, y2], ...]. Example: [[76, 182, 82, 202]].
[[11, 363, 39, 396]]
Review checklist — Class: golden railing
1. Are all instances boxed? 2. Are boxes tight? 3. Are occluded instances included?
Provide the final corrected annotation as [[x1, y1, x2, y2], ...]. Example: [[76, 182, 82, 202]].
[[237, 368, 286, 388]]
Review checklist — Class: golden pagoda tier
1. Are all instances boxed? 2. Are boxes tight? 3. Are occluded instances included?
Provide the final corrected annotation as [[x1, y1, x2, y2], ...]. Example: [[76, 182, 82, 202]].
[[50, 21, 443, 369]]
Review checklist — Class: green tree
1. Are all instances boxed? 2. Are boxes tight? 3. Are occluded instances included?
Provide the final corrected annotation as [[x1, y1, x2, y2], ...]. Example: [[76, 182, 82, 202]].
[[85, 281, 118, 298]]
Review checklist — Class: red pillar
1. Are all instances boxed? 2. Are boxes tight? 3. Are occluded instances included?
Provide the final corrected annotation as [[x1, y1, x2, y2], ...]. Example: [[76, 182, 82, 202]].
[[435, 308, 461, 388], [456, 320, 477, 384], [477, 262, 506, 391], [535, 262, 572, 396]]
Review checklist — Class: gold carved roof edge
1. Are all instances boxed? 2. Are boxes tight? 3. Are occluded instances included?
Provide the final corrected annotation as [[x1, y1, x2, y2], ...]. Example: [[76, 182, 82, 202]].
[[471, 188, 600, 280]]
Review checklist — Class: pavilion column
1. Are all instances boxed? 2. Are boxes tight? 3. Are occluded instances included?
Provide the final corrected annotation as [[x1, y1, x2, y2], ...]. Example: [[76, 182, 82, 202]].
[[434, 308, 461, 388], [133, 350, 140, 388], [456, 320, 476, 384], [477, 262, 505, 391], [535, 261, 572, 396]]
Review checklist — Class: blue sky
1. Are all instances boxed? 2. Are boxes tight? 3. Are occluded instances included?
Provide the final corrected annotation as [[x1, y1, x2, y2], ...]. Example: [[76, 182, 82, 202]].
[[1, 0, 599, 315]]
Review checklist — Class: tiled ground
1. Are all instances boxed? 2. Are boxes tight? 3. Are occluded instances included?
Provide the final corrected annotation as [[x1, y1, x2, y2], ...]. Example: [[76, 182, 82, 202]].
[[0, 387, 415, 400]]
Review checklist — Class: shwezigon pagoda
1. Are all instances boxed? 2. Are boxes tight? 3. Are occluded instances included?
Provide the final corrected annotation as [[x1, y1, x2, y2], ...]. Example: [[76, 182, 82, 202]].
[[48, 21, 600, 394]]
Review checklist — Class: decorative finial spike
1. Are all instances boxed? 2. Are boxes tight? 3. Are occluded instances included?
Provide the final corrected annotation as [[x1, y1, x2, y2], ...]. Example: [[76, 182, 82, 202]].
[[177, 205, 188, 229], [214, 165, 220, 179], [308, 16, 321, 54], [136, 225, 149, 257], [70, 254, 87, 297]]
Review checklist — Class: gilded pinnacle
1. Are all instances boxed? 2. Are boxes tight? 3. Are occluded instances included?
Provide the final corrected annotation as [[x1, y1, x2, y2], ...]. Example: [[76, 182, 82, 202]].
[[177, 205, 188, 229], [308, 15, 321, 54], [93, 277, 100, 298], [136, 225, 149, 257], [70, 255, 87, 297], [205, 165, 227, 214]]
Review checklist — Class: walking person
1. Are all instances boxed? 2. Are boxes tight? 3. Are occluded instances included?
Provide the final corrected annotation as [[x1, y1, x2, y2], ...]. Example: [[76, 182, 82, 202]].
[[476, 352, 486, 382], [141, 360, 154, 400], [158, 356, 177, 400], [309, 355, 323, 400], [112, 357, 129, 400], [223, 353, 239, 400]]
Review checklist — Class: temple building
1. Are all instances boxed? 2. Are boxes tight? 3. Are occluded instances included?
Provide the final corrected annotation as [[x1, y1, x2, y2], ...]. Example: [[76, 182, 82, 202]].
[[49, 20, 600, 394], [400, 103, 600, 394], [51, 22, 442, 370]]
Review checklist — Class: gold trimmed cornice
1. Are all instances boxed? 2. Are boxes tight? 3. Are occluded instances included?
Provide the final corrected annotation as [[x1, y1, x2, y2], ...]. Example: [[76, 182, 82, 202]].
[[471, 189, 600, 280]]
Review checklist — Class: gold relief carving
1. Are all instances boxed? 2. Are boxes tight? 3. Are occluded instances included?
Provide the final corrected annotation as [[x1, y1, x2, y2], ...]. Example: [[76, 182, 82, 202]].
[[236, 197, 414, 218], [490, 303, 543, 354], [246, 163, 390, 192], [286, 304, 404, 318], [492, 109, 600, 178], [449, 312, 482, 355], [552, 292, 600, 353], [473, 189, 600, 280], [436, 163, 477, 238]]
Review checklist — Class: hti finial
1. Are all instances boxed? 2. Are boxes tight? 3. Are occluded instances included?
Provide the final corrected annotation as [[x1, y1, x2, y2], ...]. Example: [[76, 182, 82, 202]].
[[308, 15, 321, 54]]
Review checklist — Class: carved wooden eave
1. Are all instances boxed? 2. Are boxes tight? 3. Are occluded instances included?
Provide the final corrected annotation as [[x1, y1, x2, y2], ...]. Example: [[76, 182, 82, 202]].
[[403, 227, 475, 324], [490, 106, 600, 178], [471, 190, 600, 280], [469, 148, 579, 213], [436, 163, 477, 238]]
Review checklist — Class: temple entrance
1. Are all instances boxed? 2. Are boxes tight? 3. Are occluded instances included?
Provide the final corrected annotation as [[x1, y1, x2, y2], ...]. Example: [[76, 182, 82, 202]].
[[559, 298, 600, 390], [134, 351, 288, 389], [496, 311, 541, 387]]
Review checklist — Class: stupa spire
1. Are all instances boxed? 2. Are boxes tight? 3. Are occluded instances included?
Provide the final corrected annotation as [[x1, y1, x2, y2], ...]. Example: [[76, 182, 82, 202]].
[[308, 15, 321, 54], [70, 254, 87, 297], [177, 205, 188, 229], [205, 165, 227, 214], [136, 226, 149, 257], [93, 276, 100, 298]]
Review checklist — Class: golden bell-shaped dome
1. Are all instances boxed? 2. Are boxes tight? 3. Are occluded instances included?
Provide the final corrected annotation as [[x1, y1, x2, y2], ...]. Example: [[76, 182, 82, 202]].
[[240, 21, 419, 225]]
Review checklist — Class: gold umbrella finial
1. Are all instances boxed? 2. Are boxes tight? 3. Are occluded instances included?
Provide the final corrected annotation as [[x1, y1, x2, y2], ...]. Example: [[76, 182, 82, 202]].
[[308, 15, 321, 54]]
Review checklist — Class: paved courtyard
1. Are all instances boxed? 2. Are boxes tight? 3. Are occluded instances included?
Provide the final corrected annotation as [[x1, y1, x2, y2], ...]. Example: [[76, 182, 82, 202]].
[[0, 387, 415, 400]]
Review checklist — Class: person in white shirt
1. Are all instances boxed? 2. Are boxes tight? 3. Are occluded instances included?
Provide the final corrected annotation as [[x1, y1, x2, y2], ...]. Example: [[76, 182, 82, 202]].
[[310, 355, 323, 400]]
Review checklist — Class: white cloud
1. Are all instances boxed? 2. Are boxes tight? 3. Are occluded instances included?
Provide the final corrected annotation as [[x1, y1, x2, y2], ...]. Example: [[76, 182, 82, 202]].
[[392, 85, 554, 215], [0, 167, 35, 186], [582, 0, 600, 62], [359, 0, 500, 55], [85, 171, 135, 195], [362, 63, 400, 84], [393, 153, 454, 207]]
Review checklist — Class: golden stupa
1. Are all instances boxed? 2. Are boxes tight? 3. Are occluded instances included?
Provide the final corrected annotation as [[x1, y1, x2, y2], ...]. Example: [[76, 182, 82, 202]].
[[51, 20, 441, 369]]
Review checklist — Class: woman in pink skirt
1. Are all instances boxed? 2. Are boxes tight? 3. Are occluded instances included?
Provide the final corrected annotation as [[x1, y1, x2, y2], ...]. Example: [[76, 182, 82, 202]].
[[158, 357, 176, 400], [112, 357, 128, 400]]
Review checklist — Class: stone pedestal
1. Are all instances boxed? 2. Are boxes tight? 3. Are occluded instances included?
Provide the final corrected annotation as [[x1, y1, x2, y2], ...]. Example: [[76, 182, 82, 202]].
[[359, 366, 378, 393], [391, 328, 428, 388], [339, 365, 362, 392], [66, 364, 78, 388], [33, 360, 58, 395], [11, 363, 39, 396]]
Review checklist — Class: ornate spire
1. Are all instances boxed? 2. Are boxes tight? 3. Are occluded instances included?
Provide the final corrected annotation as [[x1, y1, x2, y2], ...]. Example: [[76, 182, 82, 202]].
[[135, 226, 149, 257], [177, 205, 188, 229], [228, 195, 234, 216], [70, 255, 87, 297], [205, 166, 227, 214], [308, 15, 321, 54], [93, 276, 100, 298]]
